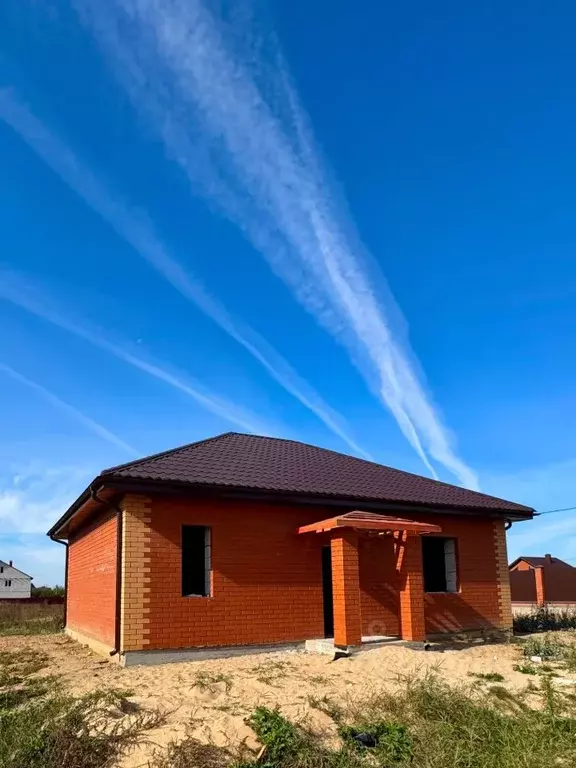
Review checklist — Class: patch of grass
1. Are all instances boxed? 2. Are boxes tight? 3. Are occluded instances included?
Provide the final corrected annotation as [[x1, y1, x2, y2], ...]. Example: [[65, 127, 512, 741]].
[[149, 730, 231, 768], [0, 602, 64, 636], [563, 644, 576, 673], [0, 640, 166, 767], [307, 694, 344, 722], [250, 660, 294, 686], [214, 701, 245, 716], [514, 606, 576, 633], [340, 721, 414, 761], [468, 671, 505, 682], [246, 707, 302, 765], [514, 663, 538, 675], [309, 675, 328, 685], [522, 634, 568, 660], [194, 671, 233, 693], [235, 675, 576, 768]]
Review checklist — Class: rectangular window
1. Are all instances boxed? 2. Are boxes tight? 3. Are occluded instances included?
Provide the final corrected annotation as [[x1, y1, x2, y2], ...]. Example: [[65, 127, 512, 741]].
[[4, 580, 12, 587], [422, 537, 458, 593], [182, 526, 211, 597]]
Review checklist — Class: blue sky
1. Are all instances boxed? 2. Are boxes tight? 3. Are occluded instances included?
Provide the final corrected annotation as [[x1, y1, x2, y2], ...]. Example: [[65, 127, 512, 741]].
[[1, 0, 575, 585]]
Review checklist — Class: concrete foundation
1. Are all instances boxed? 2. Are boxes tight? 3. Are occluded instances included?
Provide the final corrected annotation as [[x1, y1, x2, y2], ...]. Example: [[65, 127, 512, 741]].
[[120, 641, 305, 667], [65, 627, 119, 661], [305, 635, 400, 656]]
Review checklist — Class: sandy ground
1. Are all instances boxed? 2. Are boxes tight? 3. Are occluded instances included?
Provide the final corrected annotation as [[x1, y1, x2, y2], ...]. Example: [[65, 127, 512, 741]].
[[0, 633, 561, 766]]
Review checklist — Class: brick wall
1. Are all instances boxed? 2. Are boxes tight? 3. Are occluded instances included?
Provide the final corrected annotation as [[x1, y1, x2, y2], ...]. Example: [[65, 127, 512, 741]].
[[359, 535, 400, 637], [144, 497, 327, 650], [64, 494, 515, 651], [124, 497, 509, 650], [415, 514, 504, 633], [67, 509, 117, 647]]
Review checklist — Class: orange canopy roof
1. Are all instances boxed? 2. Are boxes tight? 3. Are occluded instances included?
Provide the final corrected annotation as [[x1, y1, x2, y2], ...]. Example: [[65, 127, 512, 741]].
[[298, 510, 441, 535]]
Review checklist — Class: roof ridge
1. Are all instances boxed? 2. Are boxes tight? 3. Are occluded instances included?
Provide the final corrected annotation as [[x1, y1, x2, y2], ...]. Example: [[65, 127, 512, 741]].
[[102, 431, 528, 510], [0, 560, 33, 579], [100, 432, 236, 476], [231, 435, 524, 509]]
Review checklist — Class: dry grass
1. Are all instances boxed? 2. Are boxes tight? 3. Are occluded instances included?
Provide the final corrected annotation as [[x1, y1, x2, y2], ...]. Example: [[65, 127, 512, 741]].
[[0, 602, 63, 636], [0, 644, 166, 768]]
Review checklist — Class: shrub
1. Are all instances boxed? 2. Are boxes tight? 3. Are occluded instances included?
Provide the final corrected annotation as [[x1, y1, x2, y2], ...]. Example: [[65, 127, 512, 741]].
[[246, 707, 302, 765], [30, 585, 65, 598], [514, 606, 576, 633], [514, 663, 538, 675], [522, 635, 567, 660]]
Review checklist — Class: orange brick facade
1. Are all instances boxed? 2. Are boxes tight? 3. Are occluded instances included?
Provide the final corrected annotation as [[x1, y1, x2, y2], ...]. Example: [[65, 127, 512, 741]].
[[65, 495, 513, 652], [67, 509, 117, 647]]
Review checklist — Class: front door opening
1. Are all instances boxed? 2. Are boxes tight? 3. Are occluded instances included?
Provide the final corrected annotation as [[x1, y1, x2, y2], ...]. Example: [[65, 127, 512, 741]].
[[321, 545, 334, 637]]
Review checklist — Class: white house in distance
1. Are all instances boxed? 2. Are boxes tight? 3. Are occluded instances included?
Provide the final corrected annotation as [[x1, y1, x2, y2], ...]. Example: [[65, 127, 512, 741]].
[[0, 560, 32, 598]]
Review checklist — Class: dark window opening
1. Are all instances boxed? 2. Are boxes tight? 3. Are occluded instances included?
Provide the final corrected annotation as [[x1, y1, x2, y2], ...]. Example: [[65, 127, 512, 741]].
[[321, 546, 334, 638], [182, 525, 211, 597], [422, 537, 458, 593]]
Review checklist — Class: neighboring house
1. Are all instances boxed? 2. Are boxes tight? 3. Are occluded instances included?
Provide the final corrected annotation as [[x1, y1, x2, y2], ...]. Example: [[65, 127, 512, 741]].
[[47, 432, 534, 665], [509, 554, 576, 607], [0, 560, 32, 599]]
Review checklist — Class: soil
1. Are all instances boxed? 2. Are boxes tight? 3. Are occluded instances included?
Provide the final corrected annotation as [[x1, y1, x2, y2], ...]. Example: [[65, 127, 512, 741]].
[[0, 633, 565, 766]]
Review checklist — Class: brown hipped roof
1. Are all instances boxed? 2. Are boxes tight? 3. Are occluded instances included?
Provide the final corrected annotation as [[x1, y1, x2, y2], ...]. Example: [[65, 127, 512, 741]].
[[510, 556, 574, 569], [48, 432, 534, 538]]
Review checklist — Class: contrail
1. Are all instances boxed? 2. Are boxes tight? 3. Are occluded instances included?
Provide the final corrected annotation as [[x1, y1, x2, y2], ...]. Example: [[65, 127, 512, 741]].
[[0, 270, 274, 436], [75, 0, 478, 488], [0, 88, 370, 461], [0, 362, 138, 456]]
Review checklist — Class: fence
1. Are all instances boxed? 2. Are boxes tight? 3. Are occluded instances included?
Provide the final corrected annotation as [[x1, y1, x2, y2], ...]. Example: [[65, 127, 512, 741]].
[[0, 596, 64, 604], [510, 566, 576, 605]]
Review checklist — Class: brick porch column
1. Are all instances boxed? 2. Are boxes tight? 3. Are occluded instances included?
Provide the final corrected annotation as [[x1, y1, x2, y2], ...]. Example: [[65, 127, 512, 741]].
[[330, 531, 362, 647], [395, 532, 426, 641]]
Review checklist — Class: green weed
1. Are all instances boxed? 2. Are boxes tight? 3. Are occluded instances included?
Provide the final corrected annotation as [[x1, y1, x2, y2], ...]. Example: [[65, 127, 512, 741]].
[[194, 671, 233, 693], [468, 671, 505, 682]]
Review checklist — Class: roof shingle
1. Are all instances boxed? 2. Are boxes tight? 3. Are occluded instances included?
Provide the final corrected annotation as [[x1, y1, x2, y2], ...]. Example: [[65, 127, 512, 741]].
[[101, 432, 533, 515]]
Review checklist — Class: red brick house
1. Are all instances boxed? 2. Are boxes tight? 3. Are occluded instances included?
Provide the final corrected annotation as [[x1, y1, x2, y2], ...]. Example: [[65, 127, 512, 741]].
[[509, 555, 576, 607], [47, 433, 534, 665]]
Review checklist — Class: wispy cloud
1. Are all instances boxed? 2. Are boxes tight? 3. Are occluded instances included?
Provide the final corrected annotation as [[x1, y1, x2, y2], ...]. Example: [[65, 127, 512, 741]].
[[0, 464, 93, 535], [0, 535, 66, 586], [75, 0, 477, 487], [0, 269, 273, 435], [0, 463, 89, 582], [0, 362, 138, 456], [0, 88, 370, 460]]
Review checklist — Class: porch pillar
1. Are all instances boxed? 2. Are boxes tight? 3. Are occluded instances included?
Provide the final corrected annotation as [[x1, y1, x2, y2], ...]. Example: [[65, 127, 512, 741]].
[[395, 532, 426, 642], [331, 531, 362, 647]]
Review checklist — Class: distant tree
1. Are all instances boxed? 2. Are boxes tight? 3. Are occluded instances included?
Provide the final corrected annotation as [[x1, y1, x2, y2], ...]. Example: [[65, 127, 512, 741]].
[[31, 585, 65, 597]]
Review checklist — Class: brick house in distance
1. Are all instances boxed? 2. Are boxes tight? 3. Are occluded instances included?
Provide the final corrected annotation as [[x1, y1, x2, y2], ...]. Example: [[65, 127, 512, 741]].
[[47, 433, 534, 665], [509, 555, 576, 608]]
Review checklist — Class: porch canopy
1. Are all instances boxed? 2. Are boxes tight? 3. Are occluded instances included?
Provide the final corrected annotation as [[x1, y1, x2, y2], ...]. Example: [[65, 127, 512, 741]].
[[299, 511, 442, 647], [298, 510, 441, 536]]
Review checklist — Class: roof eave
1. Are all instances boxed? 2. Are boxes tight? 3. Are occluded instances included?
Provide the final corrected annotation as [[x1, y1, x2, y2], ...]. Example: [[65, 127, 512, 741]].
[[46, 484, 97, 540], [47, 475, 534, 540]]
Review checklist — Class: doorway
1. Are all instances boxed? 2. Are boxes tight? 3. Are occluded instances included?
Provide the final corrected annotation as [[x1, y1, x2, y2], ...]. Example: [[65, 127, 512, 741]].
[[321, 545, 334, 637]]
